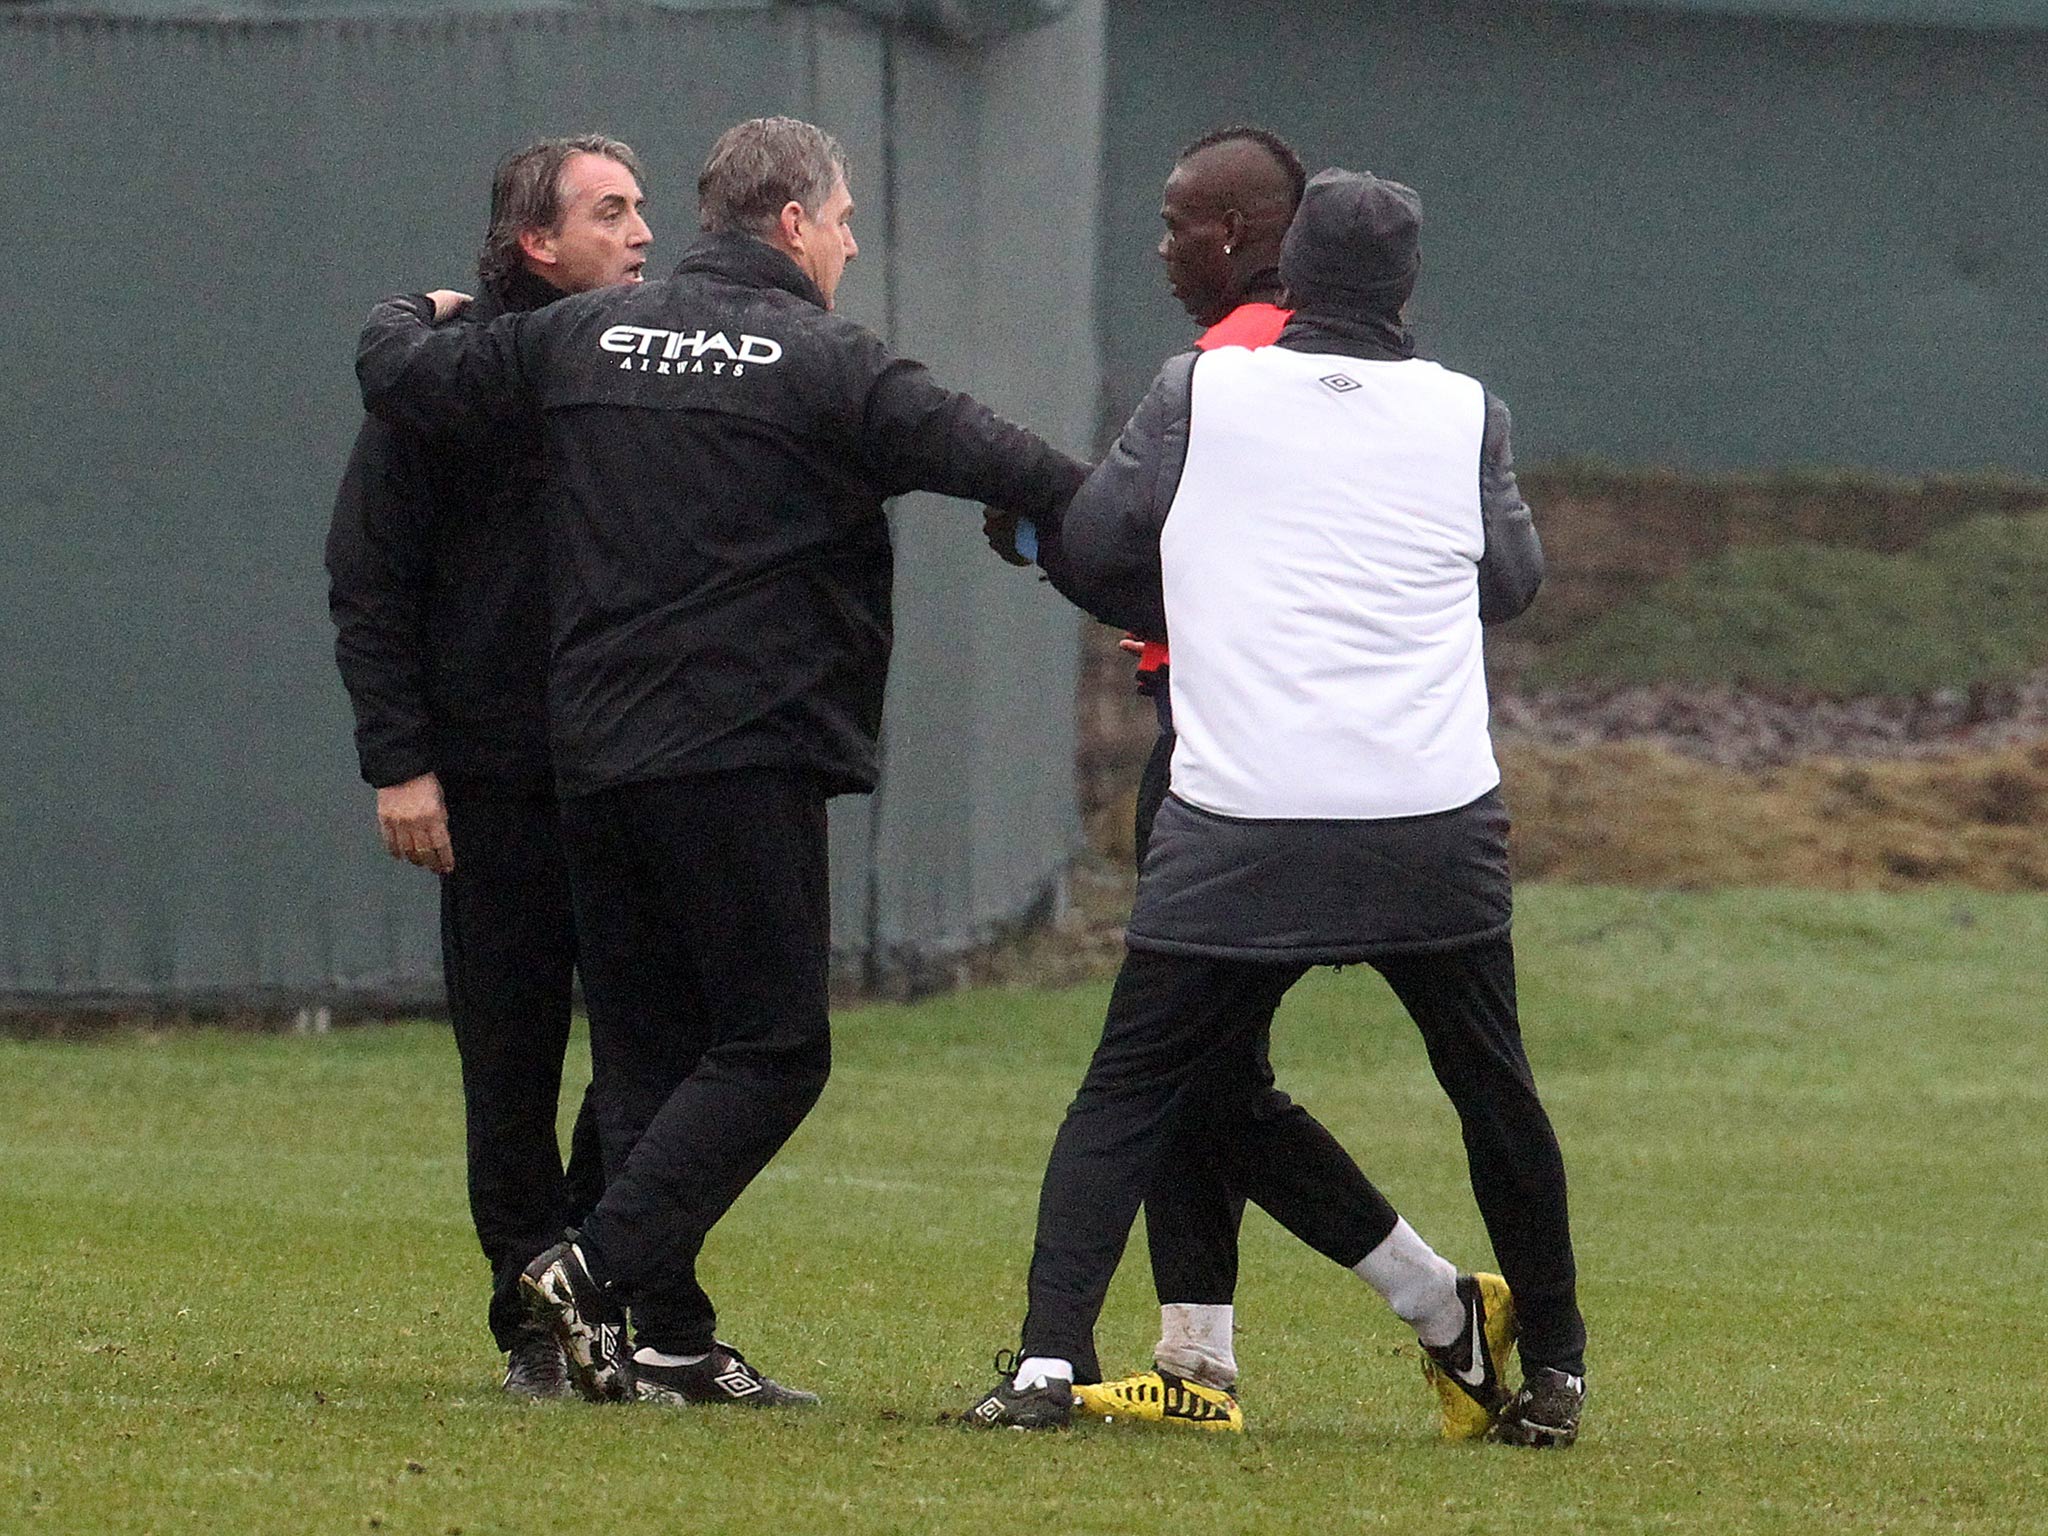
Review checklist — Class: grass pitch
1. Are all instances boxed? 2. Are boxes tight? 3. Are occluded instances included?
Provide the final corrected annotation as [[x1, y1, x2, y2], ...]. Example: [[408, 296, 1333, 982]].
[[3, 885, 2045, 1534]]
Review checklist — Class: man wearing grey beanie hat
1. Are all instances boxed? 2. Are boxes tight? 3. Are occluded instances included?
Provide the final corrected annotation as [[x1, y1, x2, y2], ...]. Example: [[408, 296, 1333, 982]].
[[968, 170, 1587, 1448], [1279, 167, 1424, 317]]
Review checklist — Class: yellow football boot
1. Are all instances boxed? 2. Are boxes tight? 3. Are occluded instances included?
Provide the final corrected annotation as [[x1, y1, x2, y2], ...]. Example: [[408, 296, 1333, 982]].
[[1420, 1272, 1517, 1440], [1072, 1369, 1244, 1433]]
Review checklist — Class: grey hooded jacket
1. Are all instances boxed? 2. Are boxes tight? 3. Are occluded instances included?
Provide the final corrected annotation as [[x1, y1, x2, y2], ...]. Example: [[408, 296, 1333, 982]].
[[1042, 170, 1542, 962]]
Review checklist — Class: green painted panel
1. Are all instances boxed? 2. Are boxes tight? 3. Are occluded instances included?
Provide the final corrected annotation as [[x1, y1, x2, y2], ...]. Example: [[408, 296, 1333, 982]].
[[1548, 0, 2048, 32], [1102, 0, 2046, 475], [0, 1, 1100, 1005], [837, 0, 1075, 39], [15, 0, 1077, 39], [0, 8, 806, 1005], [867, 4, 1099, 960]]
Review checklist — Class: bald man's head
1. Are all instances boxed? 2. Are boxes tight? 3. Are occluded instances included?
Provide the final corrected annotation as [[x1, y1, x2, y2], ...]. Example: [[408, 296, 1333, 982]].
[[1158, 126, 1305, 325]]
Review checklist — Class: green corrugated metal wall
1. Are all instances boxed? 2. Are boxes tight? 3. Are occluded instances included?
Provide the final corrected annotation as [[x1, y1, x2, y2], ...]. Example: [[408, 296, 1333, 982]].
[[5, 0, 2037, 1009], [0, 1, 1101, 1009], [1547, 0, 2047, 27], [1100, 0, 2046, 476]]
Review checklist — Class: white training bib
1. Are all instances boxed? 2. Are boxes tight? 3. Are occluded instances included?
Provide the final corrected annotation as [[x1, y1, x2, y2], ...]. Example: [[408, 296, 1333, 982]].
[[1161, 347, 1498, 820]]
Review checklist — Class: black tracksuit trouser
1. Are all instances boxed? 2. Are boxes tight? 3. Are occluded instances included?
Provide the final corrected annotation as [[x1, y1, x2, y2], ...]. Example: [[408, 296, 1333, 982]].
[[1131, 715, 1260, 1310], [439, 779, 603, 1351], [558, 769, 833, 1357], [1136, 712, 1287, 1315], [1020, 937, 1586, 1383]]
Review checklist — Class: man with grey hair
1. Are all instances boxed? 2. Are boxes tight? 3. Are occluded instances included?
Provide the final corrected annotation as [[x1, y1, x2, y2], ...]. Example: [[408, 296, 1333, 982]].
[[696, 113, 847, 238], [355, 116, 1086, 1410], [327, 133, 650, 1397]]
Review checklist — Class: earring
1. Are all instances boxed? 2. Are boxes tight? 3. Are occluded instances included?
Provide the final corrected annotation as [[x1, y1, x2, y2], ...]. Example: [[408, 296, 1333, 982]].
[[1224, 243, 1234, 255]]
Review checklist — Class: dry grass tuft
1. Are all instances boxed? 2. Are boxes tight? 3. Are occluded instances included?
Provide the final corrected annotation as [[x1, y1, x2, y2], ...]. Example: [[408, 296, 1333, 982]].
[[1504, 738, 2048, 892]]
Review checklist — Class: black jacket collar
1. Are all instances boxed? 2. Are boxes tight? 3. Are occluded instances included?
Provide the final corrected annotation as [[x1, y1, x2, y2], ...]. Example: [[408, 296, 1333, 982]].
[[673, 232, 827, 309], [474, 265, 569, 322], [1277, 308, 1415, 362]]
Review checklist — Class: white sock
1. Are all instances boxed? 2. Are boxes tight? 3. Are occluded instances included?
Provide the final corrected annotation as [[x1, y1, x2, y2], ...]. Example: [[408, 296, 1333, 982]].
[[1154, 1303, 1238, 1391], [633, 1346, 710, 1368], [1012, 1355, 1074, 1391], [1352, 1218, 1464, 1347]]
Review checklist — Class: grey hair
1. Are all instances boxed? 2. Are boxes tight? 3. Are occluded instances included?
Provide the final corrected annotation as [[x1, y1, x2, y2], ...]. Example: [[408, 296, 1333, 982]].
[[697, 116, 848, 238], [478, 134, 644, 292]]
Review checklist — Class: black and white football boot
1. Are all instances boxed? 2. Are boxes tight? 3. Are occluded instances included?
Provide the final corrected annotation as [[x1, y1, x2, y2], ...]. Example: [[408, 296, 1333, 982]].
[[627, 1342, 820, 1408], [1490, 1367, 1586, 1448], [500, 1326, 573, 1400], [960, 1351, 1075, 1430], [520, 1241, 631, 1403]]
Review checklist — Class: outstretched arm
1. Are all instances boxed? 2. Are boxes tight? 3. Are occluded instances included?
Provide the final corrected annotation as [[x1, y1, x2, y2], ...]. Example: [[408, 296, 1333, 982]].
[[1038, 352, 1197, 638], [355, 291, 530, 436], [858, 355, 1090, 522]]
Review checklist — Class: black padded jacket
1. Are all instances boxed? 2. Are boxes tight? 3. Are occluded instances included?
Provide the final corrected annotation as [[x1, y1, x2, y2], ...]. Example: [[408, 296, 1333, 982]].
[[327, 267, 564, 789], [358, 233, 1089, 798]]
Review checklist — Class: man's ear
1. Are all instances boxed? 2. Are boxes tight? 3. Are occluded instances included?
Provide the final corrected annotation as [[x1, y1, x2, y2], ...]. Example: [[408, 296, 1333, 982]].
[[1221, 208, 1249, 254], [517, 226, 558, 271], [774, 199, 807, 254]]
